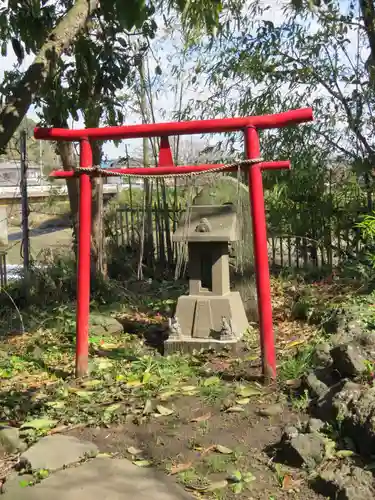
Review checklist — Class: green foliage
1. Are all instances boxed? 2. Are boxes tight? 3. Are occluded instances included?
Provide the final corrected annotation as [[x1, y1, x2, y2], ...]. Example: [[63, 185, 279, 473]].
[[356, 213, 375, 242], [179, 0, 374, 264], [355, 212, 375, 268], [279, 343, 317, 381], [0, 0, 226, 133]]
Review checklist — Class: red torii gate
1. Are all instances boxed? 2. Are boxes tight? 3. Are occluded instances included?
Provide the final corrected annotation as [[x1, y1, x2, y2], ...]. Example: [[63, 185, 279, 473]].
[[34, 107, 313, 380]]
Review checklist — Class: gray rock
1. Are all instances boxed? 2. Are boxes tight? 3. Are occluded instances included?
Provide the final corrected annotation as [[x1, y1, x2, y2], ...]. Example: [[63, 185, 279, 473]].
[[290, 433, 326, 468], [331, 344, 367, 378], [21, 435, 98, 472], [344, 386, 375, 456], [358, 331, 375, 345], [347, 319, 365, 337], [283, 426, 299, 439], [2, 474, 34, 496], [0, 457, 193, 500], [311, 463, 375, 500], [89, 313, 123, 336], [314, 379, 362, 422], [313, 380, 375, 456], [305, 372, 329, 398], [280, 432, 326, 469], [308, 418, 325, 433], [0, 427, 27, 454], [331, 317, 363, 346], [314, 342, 332, 367]]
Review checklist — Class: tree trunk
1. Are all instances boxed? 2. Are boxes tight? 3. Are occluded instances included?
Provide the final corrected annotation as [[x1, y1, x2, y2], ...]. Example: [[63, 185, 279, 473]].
[[359, 0, 375, 74], [0, 0, 99, 150], [91, 141, 107, 279], [57, 141, 79, 254]]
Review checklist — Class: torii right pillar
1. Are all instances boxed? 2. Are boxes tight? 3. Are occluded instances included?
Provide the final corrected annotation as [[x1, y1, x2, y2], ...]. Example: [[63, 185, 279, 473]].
[[246, 126, 277, 381]]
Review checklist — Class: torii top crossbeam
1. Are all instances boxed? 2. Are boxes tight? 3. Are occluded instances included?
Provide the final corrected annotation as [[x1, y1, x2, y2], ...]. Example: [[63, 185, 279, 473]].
[[34, 107, 313, 381], [35, 108, 312, 141]]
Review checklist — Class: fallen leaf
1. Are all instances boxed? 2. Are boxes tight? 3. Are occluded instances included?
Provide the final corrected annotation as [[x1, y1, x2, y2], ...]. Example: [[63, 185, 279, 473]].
[[20, 418, 57, 431], [156, 405, 174, 416], [143, 399, 153, 415], [225, 406, 245, 413], [126, 380, 143, 388], [132, 460, 152, 467], [127, 446, 142, 456], [236, 385, 261, 398], [336, 449, 355, 458], [215, 444, 233, 454], [104, 403, 121, 414], [286, 340, 305, 349], [81, 379, 102, 388], [180, 385, 197, 393], [75, 390, 92, 400], [236, 398, 250, 405], [48, 423, 84, 435], [190, 413, 211, 423], [282, 475, 293, 490], [244, 355, 259, 362], [158, 390, 177, 401], [205, 480, 228, 491], [169, 462, 193, 475], [45, 401, 65, 409]]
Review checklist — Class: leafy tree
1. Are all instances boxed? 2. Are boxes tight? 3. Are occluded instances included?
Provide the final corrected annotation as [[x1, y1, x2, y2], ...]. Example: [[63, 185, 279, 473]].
[[0, 0, 225, 277], [0, 0, 224, 151], [180, 0, 373, 260]]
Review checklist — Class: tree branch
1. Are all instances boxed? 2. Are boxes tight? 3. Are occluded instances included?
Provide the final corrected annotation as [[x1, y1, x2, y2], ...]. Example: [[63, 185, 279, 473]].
[[0, 0, 99, 150], [313, 128, 357, 159], [279, 48, 374, 156]]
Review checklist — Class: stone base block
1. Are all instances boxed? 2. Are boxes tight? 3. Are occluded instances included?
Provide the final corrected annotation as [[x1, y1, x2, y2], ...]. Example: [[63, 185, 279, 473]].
[[164, 336, 242, 355], [166, 291, 249, 352]]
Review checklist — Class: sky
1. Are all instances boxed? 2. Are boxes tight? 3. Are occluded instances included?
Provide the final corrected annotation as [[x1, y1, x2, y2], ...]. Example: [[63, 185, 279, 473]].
[[0, 0, 289, 163], [0, 0, 364, 163]]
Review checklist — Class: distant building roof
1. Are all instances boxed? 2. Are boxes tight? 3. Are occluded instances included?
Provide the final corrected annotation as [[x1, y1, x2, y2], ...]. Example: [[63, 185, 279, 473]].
[[100, 157, 144, 169]]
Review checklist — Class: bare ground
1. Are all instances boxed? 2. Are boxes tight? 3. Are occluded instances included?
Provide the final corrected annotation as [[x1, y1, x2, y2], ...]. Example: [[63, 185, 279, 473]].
[[68, 385, 325, 499]]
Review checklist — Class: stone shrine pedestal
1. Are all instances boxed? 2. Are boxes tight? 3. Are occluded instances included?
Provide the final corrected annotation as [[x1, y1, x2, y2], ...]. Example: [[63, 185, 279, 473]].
[[165, 204, 249, 353]]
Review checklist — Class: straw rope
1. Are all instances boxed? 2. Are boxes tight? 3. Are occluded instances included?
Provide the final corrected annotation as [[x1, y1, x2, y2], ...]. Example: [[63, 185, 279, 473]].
[[73, 157, 263, 178]]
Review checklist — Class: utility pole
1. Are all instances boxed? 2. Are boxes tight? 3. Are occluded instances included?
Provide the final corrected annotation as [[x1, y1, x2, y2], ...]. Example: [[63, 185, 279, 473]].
[[20, 130, 30, 274]]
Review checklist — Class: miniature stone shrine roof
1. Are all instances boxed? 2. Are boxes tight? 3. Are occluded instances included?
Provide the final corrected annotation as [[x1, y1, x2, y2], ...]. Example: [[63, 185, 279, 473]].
[[173, 204, 238, 243]]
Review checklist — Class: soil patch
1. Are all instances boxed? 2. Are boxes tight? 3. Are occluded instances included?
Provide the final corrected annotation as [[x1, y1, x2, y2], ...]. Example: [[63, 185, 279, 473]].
[[68, 392, 326, 499]]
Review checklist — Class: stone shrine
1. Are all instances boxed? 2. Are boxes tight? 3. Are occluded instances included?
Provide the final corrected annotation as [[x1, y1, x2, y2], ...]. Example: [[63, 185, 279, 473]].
[[165, 204, 249, 352]]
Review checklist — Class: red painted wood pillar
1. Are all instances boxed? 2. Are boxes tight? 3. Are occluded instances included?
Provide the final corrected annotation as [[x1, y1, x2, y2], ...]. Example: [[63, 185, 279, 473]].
[[76, 138, 92, 377], [244, 126, 276, 380]]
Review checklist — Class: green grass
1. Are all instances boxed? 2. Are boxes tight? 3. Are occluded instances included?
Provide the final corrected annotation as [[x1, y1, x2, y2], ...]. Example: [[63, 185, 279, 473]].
[[278, 343, 317, 381]]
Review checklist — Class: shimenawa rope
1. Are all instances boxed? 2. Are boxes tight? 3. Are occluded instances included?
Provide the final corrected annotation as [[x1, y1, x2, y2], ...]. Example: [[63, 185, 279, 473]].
[[73, 157, 263, 179]]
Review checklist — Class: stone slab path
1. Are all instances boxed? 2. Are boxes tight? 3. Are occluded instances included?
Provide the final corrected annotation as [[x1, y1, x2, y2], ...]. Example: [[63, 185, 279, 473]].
[[2, 434, 192, 500]]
